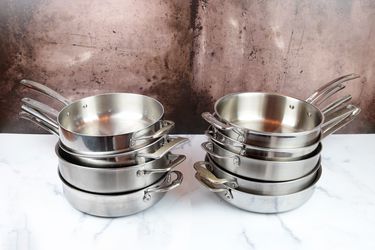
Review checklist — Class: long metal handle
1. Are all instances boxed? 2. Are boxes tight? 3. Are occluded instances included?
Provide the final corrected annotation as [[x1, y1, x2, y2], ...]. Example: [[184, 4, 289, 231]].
[[137, 154, 186, 176], [321, 95, 352, 114], [321, 103, 358, 128], [194, 173, 233, 199], [312, 84, 345, 106], [21, 105, 59, 130], [321, 105, 361, 139], [305, 73, 360, 104], [20, 79, 71, 105], [201, 141, 239, 164], [193, 161, 237, 187], [143, 171, 183, 201], [21, 98, 60, 119], [137, 137, 189, 159], [201, 112, 234, 130], [19, 112, 59, 136], [131, 120, 175, 144]]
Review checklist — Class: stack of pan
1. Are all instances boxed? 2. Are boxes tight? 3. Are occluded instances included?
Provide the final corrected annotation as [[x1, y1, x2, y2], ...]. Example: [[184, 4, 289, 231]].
[[19, 80, 187, 217], [194, 74, 361, 213]]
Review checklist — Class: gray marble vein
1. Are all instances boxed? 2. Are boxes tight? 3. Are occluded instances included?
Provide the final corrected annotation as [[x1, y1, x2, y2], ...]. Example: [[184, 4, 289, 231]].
[[94, 219, 113, 240], [242, 229, 256, 250], [276, 215, 301, 244], [316, 186, 342, 199]]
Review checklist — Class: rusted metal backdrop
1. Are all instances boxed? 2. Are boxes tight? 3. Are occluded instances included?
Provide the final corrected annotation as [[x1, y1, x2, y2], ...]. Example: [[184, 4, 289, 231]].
[[0, 0, 374, 133]]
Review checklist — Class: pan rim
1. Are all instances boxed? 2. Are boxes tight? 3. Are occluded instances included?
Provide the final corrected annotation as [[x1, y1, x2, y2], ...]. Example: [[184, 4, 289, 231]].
[[213, 92, 324, 137], [57, 92, 165, 137]]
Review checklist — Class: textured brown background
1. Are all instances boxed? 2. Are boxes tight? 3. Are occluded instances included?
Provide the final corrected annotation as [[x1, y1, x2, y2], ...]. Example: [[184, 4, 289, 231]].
[[0, 0, 374, 134]]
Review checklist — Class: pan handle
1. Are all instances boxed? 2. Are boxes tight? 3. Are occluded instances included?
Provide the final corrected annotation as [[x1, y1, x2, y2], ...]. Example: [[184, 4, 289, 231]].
[[194, 173, 233, 199], [201, 141, 240, 166], [21, 105, 59, 130], [137, 154, 186, 176], [20, 79, 71, 105], [21, 98, 59, 119], [321, 95, 352, 114], [321, 105, 361, 139], [321, 103, 359, 128], [137, 137, 189, 159], [130, 120, 175, 145], [194, 161, 238, 188], [143, 171, 183, 201], [20, 79, 71, 106], [305, 73, 360, 105], [201, 112, 234, 130], [205, 127, 244, 148], [19, 111, 59, 136]]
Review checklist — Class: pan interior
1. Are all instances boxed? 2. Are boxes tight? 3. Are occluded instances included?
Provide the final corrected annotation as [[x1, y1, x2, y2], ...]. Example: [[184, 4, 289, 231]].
[[58, 93, 163, 136], [215, 93, 322, 133]]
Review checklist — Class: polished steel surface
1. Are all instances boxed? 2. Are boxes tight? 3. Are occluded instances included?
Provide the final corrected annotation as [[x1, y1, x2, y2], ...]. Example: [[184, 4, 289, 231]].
[[202, 74, 360, 148], [20, 81, 175, 154], [205, 105, 360, 161], [60, 170, 183, 218], [58, 136, 188, 167], [206, 126, 319, 160], [193, 155, 319, 195], [57, 144, 186, 193], [202, 141, 321, 181], [194, 167, 321, 214]]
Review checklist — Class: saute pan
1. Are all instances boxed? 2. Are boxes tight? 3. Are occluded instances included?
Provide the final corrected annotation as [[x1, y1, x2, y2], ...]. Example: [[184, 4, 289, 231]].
[[194, 166, 321, 214], [194, 155, 320, 195], [60, 170, 183, 217], [20, 111, 187, 167], [202, 74, 360, 148], [205, 103, 360, 160], [20, 79, 174, 155]]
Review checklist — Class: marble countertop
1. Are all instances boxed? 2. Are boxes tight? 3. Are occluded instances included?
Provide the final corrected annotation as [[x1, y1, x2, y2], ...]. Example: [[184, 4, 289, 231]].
[[1, 134, 374, 250]]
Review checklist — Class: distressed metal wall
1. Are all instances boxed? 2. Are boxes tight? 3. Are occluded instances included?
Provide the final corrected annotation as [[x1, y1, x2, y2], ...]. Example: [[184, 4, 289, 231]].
[[0, 0, 374, 134]]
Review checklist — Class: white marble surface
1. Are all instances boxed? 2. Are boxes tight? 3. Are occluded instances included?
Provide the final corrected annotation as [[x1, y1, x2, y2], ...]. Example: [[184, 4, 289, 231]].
[[0, 134, 375, 250]]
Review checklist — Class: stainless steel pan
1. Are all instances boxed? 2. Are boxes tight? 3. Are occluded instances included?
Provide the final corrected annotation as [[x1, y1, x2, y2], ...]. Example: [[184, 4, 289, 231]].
[[194, 155, 320, 195], [202, 74, 360, 148], [20, 111, 187, 167], [58, 136, 187, 167], [205, 104, 360, 160], [194, 167, 321, 213], [57, 143, 186, 193], [20, 80, 174, 155], [60, 170, 183, 217], [201, 140, 321, 181]]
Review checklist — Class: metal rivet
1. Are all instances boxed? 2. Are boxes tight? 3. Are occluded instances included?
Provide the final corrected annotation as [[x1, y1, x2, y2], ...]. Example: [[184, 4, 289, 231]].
[[233, 157, 240, 166], [137, 170, 144, 177], [143, 193, 151, 202]]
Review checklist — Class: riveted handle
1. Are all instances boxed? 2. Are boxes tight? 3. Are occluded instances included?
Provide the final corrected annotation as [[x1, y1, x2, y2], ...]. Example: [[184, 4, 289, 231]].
[[20, 79, 71, 105], [305, 73, 360, 104], [321, 95, 352, 115], [194, 173, 233, 199], [202, 112, 234, 130], [137, 154, 186, 176], [19, 111, 59, 136], [138, 137, 188, 159], [321, 105, 361, 139], [201, 141, 240, 166], [131, 120, 175, 144], [22, 98, 60, 119], [143, 171, 183, 201], [21, 105, 59, 130], [193, 161, 237, 188]]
